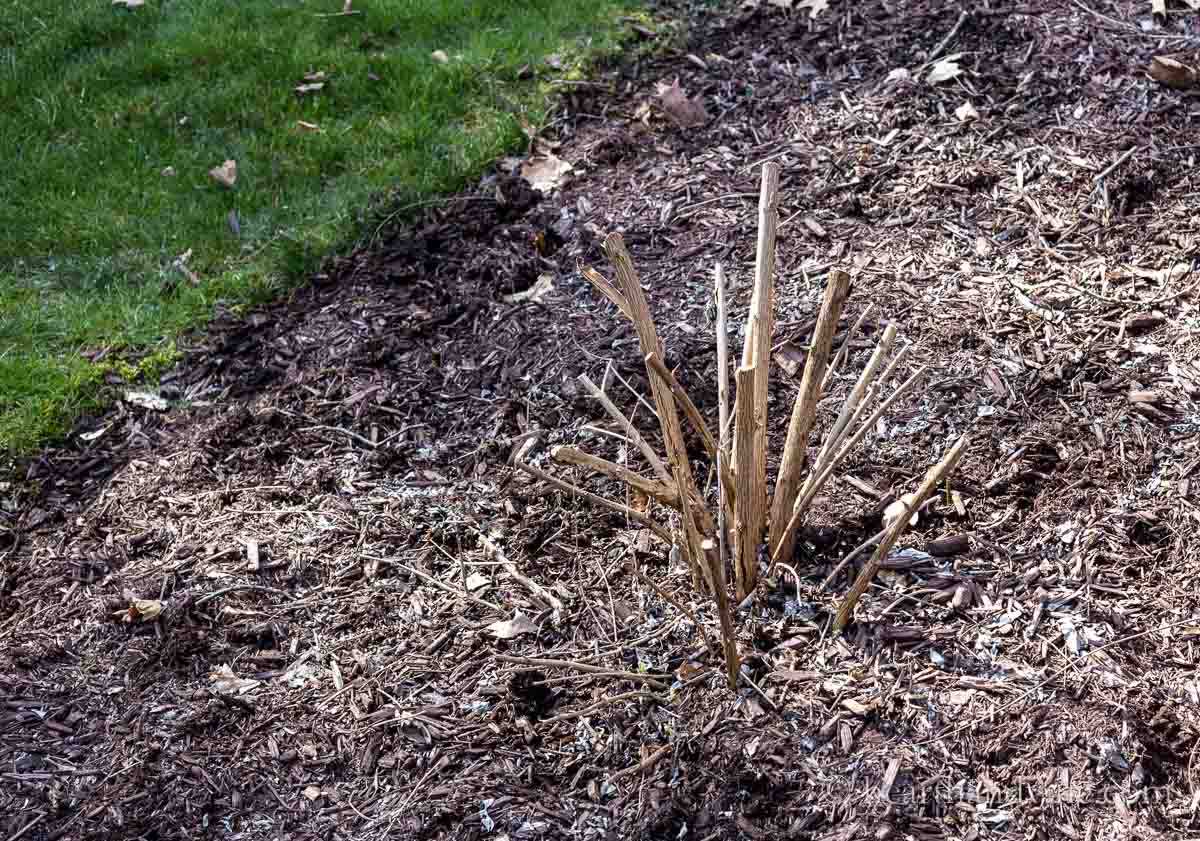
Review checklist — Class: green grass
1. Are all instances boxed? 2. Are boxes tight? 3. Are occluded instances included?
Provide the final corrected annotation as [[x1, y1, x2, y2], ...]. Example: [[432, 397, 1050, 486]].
[[0, 0, 632, 455]]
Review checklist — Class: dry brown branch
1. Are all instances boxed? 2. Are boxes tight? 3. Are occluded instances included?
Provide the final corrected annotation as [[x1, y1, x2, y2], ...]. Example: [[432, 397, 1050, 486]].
[[608, 744, 673, 785], [732, 364, 760, 597], [633, 567, 718, 657], [477, 532, 565, 615], [700, 537, 741, 687], [769, 269, 851, 561], [644, 352, 717, 461], [833, 433, 969, 632], [772, 363, 927, 567], [514, 457, 673, 544], [577, 373, 672, 486], [715, 262, 734, 567], [581, 265, 632, 321], [495, 655, 670, 690], [603, 236, 703, 509], [604, 233, 715, 584], [541, 690, 658, 724], [734, 163, 780, 565], [822, 302, 874, 393], [385, 558, 505, 614], [551, 445, 680, 509]]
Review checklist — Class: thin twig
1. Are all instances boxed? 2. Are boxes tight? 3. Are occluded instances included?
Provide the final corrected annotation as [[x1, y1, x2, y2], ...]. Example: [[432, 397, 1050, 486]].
[[715, 262, 732, 571], [378, 557, 505, 613], [552, 445, 680, 509], [477, 532, 564, 615], [495, 655, 670, 690], [607, 744, 673, 785], [833, 433, 969, 632], [540, 691, 658, 724], [634, 568, 718, 657], [1093, 145, 1137, 184], [927, 10, 968, 63], [578, 374, 672, 485], [515, 457, 674, 544]]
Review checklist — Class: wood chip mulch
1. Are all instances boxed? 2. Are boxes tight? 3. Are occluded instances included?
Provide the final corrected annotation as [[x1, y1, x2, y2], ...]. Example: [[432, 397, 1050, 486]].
[[3, 1, 1200, 839]]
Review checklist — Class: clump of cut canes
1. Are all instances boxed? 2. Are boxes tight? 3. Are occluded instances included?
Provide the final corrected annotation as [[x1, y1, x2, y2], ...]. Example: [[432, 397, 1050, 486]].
[[514, 161, 968, 687]]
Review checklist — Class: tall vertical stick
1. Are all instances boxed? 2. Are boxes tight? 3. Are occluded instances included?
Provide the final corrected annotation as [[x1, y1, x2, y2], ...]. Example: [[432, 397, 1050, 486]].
[[768, 269, 851, 563], [732, 163, 781, 585], [732, 365, 759, 598], [715, 263, 732, 573]]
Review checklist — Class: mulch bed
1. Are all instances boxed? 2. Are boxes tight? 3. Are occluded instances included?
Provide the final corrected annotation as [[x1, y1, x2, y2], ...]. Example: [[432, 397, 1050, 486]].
[[4, 1, 1200, 839]]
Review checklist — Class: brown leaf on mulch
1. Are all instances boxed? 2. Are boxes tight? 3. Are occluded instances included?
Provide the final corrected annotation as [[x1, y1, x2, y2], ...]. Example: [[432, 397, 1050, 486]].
[[655, 77, 708, 127]]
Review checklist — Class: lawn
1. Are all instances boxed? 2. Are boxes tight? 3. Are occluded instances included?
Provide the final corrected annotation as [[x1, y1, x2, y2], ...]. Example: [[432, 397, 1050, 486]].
[[0, 0, 630, 455]]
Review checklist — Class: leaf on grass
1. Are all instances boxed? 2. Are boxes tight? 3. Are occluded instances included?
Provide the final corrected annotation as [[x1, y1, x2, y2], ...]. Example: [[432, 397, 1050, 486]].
[[124, 391, 168, 411], [295, 82, 325, 95], [654, 77, 708, 128], [209, 159, 237, 188], [955, 101, 980, 121], [113, 598, 163, 623], [926, 56, 963, 85], [297, 120, 321, 132], [112, 0, 145, 7], [160, 166, 176, 177], [520, 153, 574, 193], [487, 612, 539, 639], [431, 50, 449, 63], [502, 274, 554, 304], [210, 664, 262, 695]]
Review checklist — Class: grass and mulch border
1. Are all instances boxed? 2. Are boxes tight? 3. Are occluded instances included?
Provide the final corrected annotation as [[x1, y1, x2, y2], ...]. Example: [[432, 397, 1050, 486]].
[[0, 0, 649, 455], [3, 0, 1200, 839]]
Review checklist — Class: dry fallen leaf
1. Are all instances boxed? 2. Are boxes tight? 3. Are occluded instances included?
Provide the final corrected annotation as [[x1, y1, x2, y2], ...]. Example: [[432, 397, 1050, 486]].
[[295, 81, 325, 95], [209, 159, 237, 188], [520, 153, 574, 193], [297, 120, 321, 132], [113, 598, 163, 623], [487, 612, 539, 639], [502, 273, 554, 304], [955, 101, 980, 121], [927, 55, 963, 85], [655, 77, 708, 128], [1148, 56, 1199, 89], [431, 49, 449, 63], [210, 664, 262, 695], [112, 0, 145, 7], [160, 166, 176, 177], [302, 786, 322, 801], [886, 68, 912, 84]]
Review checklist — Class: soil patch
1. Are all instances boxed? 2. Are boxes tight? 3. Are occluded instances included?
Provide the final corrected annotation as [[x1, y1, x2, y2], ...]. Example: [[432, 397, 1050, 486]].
[[3, 1, 1200, 839]]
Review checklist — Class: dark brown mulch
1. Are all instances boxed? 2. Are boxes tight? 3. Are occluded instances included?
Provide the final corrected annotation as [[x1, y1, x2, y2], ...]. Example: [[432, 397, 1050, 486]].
[[3, 1, 1200, 839]]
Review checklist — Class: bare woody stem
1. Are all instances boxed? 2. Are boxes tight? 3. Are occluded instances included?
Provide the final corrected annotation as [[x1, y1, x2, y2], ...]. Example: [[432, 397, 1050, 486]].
[[768, 269, 851, 563], [832, 433, 970, 632], [551, 445, 680, 510]]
